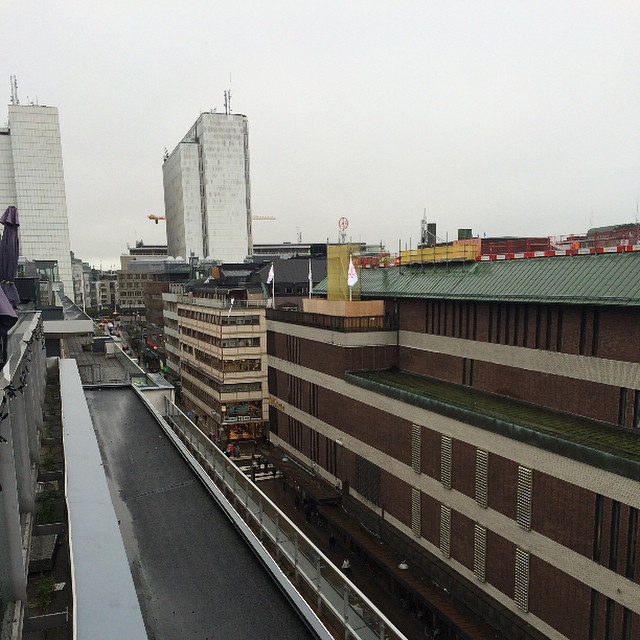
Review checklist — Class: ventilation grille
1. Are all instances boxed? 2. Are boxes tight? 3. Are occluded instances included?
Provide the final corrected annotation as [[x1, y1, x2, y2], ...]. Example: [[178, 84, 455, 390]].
[[475, 449, 488, 508], [441, 435, 452, 489], [473, 524, 487, 582], [411, 487, 421, 537], [517, 466, 533, 531], [514, 548, 530, 612], [411, 424, 422, 473], [440, 505, 451, 558]]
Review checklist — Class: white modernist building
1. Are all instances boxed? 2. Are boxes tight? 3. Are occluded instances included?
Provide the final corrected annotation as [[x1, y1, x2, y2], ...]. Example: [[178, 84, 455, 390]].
[[163, 112, 252, 263], [0, 103, 74, 295]]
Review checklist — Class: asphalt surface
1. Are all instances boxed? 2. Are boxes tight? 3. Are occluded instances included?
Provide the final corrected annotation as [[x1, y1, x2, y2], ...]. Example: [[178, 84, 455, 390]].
[[85, 388, 315, 640]]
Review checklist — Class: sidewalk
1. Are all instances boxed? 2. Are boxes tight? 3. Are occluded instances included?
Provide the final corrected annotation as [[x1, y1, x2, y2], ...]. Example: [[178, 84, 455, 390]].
[[257, 474, 429, 640], [252, 442, 505, 640]]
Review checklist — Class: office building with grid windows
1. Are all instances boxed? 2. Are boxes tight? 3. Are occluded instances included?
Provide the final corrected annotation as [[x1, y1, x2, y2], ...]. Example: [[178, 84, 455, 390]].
[[162, 112, 252, 264], [0, 102, 73, 295]]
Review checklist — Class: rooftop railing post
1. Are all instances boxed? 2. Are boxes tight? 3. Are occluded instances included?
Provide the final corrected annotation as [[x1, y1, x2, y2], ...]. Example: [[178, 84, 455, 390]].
[[316, 555, 322, 615], [343, 585, 350, 639], [293, 532, 299, 584]]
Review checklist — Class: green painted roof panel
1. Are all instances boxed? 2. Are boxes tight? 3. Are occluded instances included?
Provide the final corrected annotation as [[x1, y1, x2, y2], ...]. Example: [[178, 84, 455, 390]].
[[318, 252, 640, 305]]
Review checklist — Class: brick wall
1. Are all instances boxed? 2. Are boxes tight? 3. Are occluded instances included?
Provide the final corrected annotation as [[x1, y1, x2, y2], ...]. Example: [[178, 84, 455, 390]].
[[451, 439, 476, 499], [485, 529, 515, 597], [529, 555, 592, 639], [451, 509, 475, 572], [532, 472, 595, 556], [488, 454, 518, 520]]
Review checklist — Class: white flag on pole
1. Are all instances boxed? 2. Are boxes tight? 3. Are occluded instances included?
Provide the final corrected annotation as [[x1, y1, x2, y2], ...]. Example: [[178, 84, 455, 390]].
[[227, 297, 235, 318], [308, 259, 313, 296], [266, 263, 274, 285], [347, 256, 358, 286]]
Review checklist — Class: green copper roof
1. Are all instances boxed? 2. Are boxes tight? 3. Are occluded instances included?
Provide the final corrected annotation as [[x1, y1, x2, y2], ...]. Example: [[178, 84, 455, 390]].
[[317, 252, 640, 306]]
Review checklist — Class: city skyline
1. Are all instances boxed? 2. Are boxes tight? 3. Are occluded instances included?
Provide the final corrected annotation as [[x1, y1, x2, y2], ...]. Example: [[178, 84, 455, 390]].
[[2, 1, 639, 269]]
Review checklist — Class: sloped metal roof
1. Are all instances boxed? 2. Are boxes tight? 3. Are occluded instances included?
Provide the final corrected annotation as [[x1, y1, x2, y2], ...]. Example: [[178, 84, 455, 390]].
[[317, 252, 640, 306]]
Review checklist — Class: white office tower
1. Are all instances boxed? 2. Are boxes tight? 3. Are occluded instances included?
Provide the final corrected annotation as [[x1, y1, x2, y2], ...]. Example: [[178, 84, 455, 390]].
[[163, 112, 252, 263], [0, 99, 74, 295]]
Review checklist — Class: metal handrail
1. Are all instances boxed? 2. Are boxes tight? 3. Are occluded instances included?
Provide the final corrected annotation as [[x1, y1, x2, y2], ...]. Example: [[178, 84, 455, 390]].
[[162, 399, 406, 640]]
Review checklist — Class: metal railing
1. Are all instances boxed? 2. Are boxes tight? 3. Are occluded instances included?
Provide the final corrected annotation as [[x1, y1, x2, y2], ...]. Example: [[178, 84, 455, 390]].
[[161, 398, 407, 640]]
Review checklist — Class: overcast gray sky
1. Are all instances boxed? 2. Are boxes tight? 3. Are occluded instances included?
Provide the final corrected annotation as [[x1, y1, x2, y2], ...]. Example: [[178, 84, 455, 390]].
[[2, 1, 639, 268]]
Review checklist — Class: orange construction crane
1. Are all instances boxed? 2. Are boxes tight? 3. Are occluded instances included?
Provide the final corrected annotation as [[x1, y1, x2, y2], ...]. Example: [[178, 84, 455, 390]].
[[148, 214, 166, 224]]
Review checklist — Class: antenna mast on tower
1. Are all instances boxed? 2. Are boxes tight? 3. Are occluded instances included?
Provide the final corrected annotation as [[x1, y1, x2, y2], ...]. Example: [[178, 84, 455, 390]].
[[9, 76, 19, 105]]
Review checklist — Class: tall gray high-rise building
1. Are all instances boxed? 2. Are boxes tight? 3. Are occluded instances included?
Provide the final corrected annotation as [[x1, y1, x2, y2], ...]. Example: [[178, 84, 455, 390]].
[[0, 91, 73, 295], [162, 112, 252, 263]]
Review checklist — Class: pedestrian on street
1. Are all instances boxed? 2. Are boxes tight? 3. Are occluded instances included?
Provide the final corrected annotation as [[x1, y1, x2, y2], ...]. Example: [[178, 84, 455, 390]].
[[329, 533, 336, 552], [341, 558, 351, 573]]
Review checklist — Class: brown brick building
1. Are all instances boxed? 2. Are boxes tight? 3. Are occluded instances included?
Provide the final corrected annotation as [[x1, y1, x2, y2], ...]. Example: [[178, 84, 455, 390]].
[[266, 250, 640, 640]]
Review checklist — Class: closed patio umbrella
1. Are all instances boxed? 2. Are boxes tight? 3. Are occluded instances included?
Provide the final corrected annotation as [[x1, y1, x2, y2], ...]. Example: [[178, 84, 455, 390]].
[[0, 206, 20, 308], [0, 206, 19, 367]]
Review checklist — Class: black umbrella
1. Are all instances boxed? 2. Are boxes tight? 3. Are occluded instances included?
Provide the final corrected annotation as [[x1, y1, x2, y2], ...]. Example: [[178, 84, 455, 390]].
[[0, 206, 20, 308], [0, 206, 19, 366]]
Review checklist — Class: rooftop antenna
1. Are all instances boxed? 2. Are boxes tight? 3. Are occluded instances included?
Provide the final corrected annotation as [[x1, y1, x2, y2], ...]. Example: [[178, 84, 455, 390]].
[[420, 208, 427, 245], [224, 72, 233, 115], [9, 75, 19, 105]]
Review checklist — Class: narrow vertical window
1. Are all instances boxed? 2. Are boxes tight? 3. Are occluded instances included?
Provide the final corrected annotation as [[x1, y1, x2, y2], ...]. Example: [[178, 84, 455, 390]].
[[589, 590, 599, 640], [516, 466, 533, 531], [593, 494, 604, 562], [534, 306, 542, 349], [514, 548, 529, 612], [411, 424, 421, 473], [625, 507, 638, 579], [441, 436, 452, 489], [632, 390, 640, 430], [473, 524, 487, 582], [411, 487, 421, 537], [604, 598, 615, 640], [440, 505, 451, 558], [555, 306, 563, 352], [622, 607, 632, 640], [592, 307, 600, 356], [610, 500, 620, 571], [579, 307, 588, 355], [475, 449, 488, 508], [618, 388, 628, 427]]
